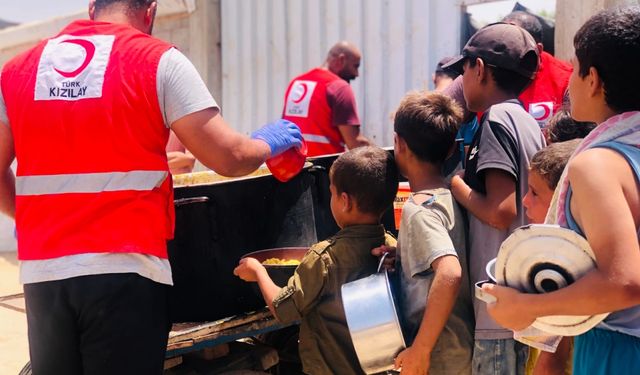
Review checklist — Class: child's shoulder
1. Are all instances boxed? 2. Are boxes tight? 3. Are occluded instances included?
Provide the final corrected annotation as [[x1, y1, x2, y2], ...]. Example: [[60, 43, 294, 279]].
[[408, 189, 454, 209], [308, 234, 361, 257], [403, 190, 455, 225], [486, 100, 532, 123], [297, 239, 334, 274], [482, 101, 542, 145], [309, 238, 335, 256], [568, 147, 631, 183]]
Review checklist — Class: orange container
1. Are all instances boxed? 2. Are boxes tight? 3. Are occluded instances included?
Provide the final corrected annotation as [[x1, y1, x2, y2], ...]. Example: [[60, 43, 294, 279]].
[[266, 140, 308, 182], [393, 182, 411, 230]]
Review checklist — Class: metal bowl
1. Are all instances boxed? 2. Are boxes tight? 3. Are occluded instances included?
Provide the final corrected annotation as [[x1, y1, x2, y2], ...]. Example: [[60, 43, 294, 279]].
[[486, 258, 497, 282], [496, 224, 609, 336], [242, 247, 308, 289], [342, 269, 405, 374]]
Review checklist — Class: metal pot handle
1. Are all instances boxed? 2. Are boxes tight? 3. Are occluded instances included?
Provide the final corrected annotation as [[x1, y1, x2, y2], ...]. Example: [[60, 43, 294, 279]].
[[377, 252, 390, 273], [308, 165, 326, 173], [174, 196, 209, 207]]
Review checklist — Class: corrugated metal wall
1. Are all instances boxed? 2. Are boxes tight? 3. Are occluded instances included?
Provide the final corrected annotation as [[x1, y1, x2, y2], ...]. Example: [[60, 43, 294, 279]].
[[220, 0, 461, 147]]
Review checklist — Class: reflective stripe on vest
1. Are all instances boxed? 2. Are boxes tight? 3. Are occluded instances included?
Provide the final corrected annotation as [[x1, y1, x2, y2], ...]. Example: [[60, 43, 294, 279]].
[[302, 133, 346, 147], [16, 170, 168, 196], [302, 134, 331, 144]]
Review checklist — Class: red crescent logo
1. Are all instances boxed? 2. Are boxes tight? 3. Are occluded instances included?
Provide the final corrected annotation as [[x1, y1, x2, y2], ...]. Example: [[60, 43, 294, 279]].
[[533, 103, 552, 121], [54, 39, 96, 78], [529, 103, 553, 121], [292, 83, 308, 104]]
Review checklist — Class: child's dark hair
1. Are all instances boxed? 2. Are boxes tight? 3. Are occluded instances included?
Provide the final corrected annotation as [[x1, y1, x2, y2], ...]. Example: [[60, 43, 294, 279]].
[[574, 6, 640, 113], [330, 146, 398, 217], [467, 57, 534, 96], [546, 108, 596, 143], [530, 139, 581, 189], [394, 92, 463, 164]]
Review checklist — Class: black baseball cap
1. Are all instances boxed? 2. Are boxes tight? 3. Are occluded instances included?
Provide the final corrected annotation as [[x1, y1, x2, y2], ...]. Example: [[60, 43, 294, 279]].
[[443, 22, 539, 79], [435, 56, 457, 74]]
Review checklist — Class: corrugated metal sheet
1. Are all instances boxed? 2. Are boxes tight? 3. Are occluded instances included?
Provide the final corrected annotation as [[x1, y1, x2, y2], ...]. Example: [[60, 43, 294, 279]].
[[220, 0, 462, 147]]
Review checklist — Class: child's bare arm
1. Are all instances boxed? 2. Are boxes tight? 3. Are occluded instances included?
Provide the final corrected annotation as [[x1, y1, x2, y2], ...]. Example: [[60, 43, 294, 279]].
[[394, 255, 462, 373], [255, 268, 283, 317], [234, 258, 282, 316], [451, 169, 517, 229], [484, 149, 640, 329]]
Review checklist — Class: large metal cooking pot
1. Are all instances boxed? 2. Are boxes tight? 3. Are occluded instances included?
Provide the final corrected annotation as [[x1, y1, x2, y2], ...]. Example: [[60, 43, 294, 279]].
[[167, 165, 317, 322], [342, 254, 405, 374]]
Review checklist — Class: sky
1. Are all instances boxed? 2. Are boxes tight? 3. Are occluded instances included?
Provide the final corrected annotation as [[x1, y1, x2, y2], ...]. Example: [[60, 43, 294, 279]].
[[0, 0, 556, 24]]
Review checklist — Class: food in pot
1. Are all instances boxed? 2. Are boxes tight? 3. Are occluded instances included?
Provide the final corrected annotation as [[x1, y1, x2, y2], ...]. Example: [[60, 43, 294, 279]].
[[262, 258, 301, 266], [173, 162, 312, 187], [173, 168, 271, 186]]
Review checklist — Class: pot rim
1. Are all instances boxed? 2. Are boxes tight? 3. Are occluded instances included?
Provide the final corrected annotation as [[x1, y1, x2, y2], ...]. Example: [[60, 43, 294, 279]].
[[174, 162, 312, 189]]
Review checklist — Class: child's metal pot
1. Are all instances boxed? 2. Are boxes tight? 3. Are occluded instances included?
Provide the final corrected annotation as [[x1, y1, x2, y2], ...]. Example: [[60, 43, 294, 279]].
[[495, 224, 609, 336], [341, 253, 405, 374]]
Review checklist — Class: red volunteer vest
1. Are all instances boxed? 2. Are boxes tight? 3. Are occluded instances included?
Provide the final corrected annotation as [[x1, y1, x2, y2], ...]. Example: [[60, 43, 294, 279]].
[[519, 51, 573, 128], [2, 20, 174, 260], [282, 68, 345, 156]]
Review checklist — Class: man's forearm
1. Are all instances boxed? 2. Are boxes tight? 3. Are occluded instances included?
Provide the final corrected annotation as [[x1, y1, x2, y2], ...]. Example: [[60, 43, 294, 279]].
[[338, 124, 371, 150], [346, 134, 371, 149], [172, 110, 272, 177], [0, 169, 15, 218], [198, 133, 271, 177]]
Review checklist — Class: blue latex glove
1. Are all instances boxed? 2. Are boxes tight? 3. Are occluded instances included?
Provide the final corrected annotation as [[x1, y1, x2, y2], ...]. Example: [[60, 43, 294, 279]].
[[251, 119, 303, 157]]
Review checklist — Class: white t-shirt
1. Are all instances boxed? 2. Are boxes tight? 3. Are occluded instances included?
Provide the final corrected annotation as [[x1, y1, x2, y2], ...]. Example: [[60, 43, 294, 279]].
[[0, 48, 218, 285]]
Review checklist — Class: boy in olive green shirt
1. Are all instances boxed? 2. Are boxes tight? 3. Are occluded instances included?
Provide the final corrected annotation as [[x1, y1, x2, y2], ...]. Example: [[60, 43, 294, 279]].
[[234, 146, 398, 375]]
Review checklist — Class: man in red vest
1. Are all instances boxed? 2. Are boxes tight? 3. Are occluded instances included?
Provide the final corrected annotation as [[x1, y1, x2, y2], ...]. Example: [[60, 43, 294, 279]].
[[282, 41, 371, 157], [0, 1, 301, 374], [503, 11, 573, 129]]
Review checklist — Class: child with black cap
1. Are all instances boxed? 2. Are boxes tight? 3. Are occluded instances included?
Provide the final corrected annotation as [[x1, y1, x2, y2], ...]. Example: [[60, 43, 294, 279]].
[[443, 22, 546, 374]]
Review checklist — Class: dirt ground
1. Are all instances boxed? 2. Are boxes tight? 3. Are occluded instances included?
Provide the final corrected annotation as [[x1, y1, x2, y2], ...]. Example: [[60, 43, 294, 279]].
[[0, 252, 29, 375]]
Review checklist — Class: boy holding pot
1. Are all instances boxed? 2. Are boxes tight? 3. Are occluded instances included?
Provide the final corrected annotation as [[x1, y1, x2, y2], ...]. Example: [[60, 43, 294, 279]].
[[235, 146, 398, 375]]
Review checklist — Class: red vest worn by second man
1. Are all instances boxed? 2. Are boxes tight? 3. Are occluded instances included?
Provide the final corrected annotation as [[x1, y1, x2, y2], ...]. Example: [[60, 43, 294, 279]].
[[520, 51, 573, 127], [282, 68, 346, 156], [1, 20, 175, 261]]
